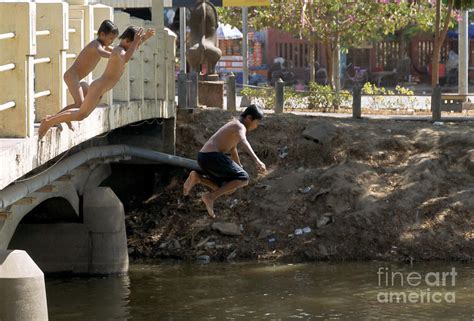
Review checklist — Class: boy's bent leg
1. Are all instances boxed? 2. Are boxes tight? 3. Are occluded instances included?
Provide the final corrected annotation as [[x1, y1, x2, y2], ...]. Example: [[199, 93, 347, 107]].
[[183, 171, 219, 195], [38, 84, 101, 140], [62, 76, 88, 131], [201, 179, 249, 218]]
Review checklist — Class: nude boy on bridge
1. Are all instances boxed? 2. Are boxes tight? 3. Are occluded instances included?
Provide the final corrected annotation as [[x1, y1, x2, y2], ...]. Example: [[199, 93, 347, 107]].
[[183, 104, 267, 218], [38, 26, 155, 140], [58, 20, 119, 131]]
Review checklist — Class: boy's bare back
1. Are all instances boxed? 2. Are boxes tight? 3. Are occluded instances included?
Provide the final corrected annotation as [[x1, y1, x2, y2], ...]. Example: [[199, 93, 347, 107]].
[[68, 40, 109, 80], [201, 119, 245, 154]]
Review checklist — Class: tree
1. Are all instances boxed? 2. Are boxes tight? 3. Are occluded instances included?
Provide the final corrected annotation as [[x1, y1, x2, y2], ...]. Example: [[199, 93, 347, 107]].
[[413, 0, 474, 87], [218, 0, 415, 91]]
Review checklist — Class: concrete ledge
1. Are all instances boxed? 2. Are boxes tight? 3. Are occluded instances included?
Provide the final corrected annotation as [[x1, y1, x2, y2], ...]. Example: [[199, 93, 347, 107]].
[[0, 99, 175, 190]]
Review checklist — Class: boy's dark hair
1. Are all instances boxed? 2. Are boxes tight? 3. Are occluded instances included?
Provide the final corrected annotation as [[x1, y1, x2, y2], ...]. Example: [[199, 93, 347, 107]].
[[97, 20, 119, 36], [240, 104, 264, 121], [119, 26, 138, 41]]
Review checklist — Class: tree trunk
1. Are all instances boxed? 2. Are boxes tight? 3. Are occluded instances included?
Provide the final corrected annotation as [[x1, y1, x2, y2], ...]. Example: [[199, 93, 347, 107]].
[[325, 43, 333, 88], [309, 43, 315, 83], [431, 0, 453, 87], [432, 43, 441, 86], [333, 43, 341, 93], [431, 0, 441, 87]]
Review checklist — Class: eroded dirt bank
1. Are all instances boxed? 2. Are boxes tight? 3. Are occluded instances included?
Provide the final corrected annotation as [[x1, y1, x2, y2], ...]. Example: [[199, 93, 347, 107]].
[[125, 109, 474, 262]]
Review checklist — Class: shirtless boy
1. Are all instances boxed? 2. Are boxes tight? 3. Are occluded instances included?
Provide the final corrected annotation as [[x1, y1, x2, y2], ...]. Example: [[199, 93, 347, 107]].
[[183, 104, 267, 218], [60, 20, 119, 131], [38, 26, 155, 139]]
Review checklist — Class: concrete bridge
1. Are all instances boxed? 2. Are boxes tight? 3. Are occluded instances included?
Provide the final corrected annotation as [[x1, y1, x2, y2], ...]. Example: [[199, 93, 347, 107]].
[[0, 2, 200, 318]]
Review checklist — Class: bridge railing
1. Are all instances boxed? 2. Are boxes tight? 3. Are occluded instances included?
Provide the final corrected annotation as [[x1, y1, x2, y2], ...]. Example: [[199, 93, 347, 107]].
[[0, 0, 176, 139]]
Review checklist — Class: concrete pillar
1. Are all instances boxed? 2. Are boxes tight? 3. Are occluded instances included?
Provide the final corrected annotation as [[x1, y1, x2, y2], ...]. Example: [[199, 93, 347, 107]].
[[275, 78, 284, 114], [227, 73, 237, 112], [162, 117, 176, 155], [188, 71, 199, 108], [155, 30, 167, 100], [35, 2, 69, 122], [458, 10, 469, 95], [432, 84, 442, 121], [0, 250, 48, 321], [242, 7, 248, 85], [144, 20, 158, 101], [352, 84, 362, 119], [0, 2, 36, 138], [178, 71, 187, 108], [83, 187, 128, 275], [113, 11, 131, 102], [129, 17, 145, 104], [165, 29, 177, 107], [151, 0, 165, 29], [179, 7, 187, 72]]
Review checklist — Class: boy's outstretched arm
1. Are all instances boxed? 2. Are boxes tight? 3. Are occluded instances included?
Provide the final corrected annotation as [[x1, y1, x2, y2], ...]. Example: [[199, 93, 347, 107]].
[[138, 28, 156, 49], [122, 28, 144, 63], [238, 127, 266, 172]]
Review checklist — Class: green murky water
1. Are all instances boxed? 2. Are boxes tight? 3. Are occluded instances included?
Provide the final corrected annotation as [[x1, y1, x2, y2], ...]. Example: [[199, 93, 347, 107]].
[[46, 262, 474, 320]]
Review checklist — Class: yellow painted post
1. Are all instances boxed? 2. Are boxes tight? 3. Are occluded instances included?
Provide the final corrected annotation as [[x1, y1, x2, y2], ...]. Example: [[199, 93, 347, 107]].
[[155, 30, 166, 101], [113, 11, 130, 102], [68, 2, 94, 106], [143, 20, 157, 101], [0, 2, 36, 138], [35, 2, 69, 122], [66, 9, 85, 106], [92, 4, 113, 106], [129, 17, 144, 104]]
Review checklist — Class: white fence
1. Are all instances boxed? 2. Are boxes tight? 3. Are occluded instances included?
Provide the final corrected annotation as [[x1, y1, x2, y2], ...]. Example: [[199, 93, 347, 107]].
[[0, 0, 176, 138]]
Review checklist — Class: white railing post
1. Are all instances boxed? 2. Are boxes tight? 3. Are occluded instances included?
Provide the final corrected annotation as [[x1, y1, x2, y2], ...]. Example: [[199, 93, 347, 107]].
[[113, 11, 130, 102], [68, 2, 94, 105], [144, 20, 157, 101], [165, 28, 177, 116], [129, 17, 144, 104], [0, 2, 36, 138], [155, 30, 167, 101], [35, 2, 69, 122], [92, 4, 113, 106]]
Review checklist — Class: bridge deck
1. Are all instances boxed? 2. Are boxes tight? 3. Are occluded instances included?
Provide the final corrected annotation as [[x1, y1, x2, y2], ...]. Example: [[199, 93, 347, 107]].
[[0, 100, 174, 190]]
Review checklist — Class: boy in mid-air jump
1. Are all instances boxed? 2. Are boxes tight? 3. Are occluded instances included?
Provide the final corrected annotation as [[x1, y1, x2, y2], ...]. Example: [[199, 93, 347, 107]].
[[59, 19, 119, 131], [183, 104, 267, 218], [38, 26, 155, 139]]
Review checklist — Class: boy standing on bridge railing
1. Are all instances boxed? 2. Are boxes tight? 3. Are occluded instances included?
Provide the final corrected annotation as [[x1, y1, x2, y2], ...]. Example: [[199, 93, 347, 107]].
[[57, 20, 119, 131], [38, 26, 156, 139]]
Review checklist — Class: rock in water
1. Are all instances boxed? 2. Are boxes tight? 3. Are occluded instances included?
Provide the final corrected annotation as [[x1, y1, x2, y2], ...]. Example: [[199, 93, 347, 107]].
[[211, 222, 242, 236]]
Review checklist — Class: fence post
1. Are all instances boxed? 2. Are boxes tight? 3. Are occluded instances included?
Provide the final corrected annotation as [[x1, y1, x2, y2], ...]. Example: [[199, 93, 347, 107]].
[[275, 78, 284, 114], [129, 17, 145, 104], [227, 72, 236, 112], [92, 4, 113, 106], [35, 2, 68, 122], [188, 71, 198, 108], [431, 84, 441, 122], [113, 11, 130, 102], [178, 71, 187, 108], [0, 2, 36, 138], [352, 84, 362, 119]]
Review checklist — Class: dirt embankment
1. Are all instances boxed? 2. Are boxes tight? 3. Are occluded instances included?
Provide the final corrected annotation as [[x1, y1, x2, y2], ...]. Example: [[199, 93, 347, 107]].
[[126, 109, 474, 263]]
